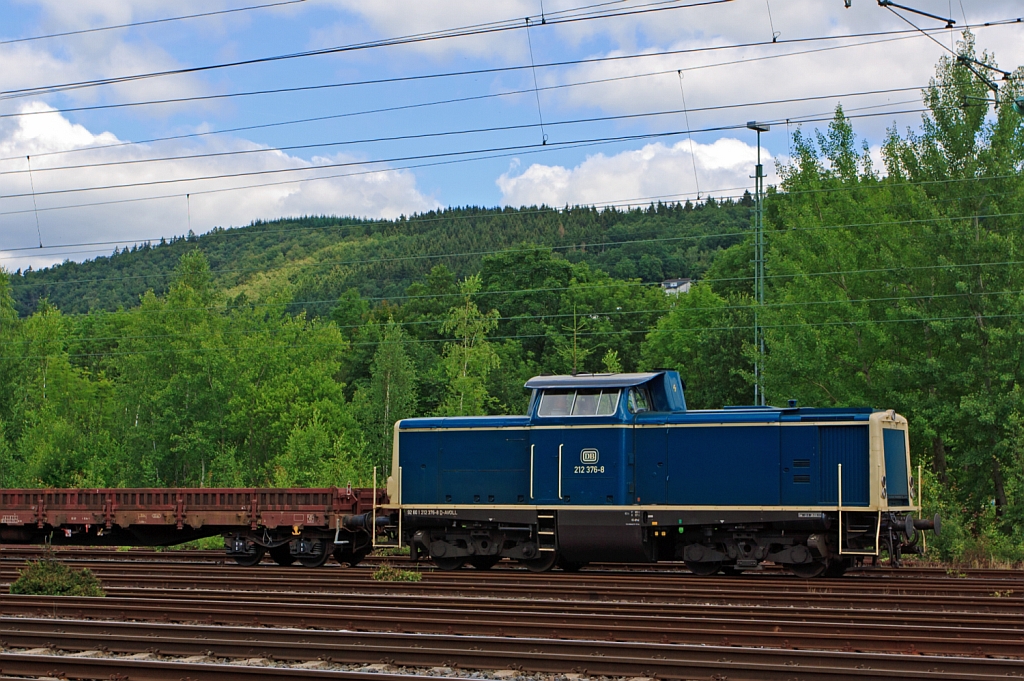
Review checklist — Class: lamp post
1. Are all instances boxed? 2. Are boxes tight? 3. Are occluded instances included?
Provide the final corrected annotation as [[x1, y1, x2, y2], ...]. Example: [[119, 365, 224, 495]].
[[747, 121, 769, 406]]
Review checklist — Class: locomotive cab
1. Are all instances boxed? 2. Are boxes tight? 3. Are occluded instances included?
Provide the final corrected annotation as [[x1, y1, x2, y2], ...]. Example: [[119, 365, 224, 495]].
[[383, 371, 937, 576]]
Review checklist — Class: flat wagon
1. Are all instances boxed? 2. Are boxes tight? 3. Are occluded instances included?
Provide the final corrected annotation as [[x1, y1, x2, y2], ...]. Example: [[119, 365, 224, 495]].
[[0, 486, 381, 567]]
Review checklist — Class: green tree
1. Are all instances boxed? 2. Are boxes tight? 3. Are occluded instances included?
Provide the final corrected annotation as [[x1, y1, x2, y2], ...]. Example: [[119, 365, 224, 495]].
[[271, 409, 365, 487], [437, 274, 500, 416], [354, 319, 418, 475], [601, 348, 623, 373], [642, 284, 751, 409]]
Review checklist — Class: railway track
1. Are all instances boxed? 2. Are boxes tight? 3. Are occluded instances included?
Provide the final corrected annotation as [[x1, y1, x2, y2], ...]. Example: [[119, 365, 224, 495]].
[[3, 546, 1021, 580], [2, 549, 1023, 680], [1, 616, 1021, 681], [11, 586, 1023, 627], [3, 593, 1023, 657], [3, 562, 1022, 613]]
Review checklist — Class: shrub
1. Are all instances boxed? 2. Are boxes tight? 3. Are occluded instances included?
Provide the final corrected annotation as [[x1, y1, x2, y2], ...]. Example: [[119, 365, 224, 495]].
[[372, 562, 421, 582], [10, 554, 106, 597]]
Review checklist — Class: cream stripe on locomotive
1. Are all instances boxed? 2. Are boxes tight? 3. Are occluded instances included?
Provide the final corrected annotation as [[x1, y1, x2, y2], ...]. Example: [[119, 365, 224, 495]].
[[383, 504, 917, 512], [399, 420, 871, 433]]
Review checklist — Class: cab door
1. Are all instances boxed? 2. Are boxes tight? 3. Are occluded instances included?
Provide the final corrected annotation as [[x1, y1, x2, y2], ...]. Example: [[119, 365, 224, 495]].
[[631, 387, 668, 505], [529, 427, 562, 504], [529, 388, 627, 505], [558, 426, 625, 505]]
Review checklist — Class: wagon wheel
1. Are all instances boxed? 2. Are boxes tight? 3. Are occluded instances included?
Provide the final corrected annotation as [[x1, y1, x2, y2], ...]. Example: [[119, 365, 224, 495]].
[[298, 539, 332, 568], [789, 560, 828, 578], [232, 544, 265, 567], [823, 557, 850, 578], [468, 556, 501, 570], [333, 546, 370, 567], [431, 556, 466, 571], [556, 556, 587, 572], [521, 551, 558, 573], [269, 543, 295, 566], [684, 560, 722, 576]]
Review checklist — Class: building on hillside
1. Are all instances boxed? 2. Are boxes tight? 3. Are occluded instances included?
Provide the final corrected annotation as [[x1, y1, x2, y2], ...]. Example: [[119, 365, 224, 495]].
[[661, 278, 693, 295]]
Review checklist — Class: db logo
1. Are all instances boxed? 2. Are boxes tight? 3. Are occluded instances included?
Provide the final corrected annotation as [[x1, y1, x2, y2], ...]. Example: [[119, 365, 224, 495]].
[[580, 449, 599, 464]]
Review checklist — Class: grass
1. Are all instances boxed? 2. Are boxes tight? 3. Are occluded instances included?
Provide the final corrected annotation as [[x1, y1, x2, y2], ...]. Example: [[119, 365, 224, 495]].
[[10, 552, 106, 597], [373, 546, 411, 557], [372, 562, 422, 582]]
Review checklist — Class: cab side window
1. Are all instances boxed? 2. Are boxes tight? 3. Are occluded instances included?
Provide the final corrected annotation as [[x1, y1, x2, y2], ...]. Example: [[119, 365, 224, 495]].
[[628, 388, 650, 413], [537, 389, 622, 416]]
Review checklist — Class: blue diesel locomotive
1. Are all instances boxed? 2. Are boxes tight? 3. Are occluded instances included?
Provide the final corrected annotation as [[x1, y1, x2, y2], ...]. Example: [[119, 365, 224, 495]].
[[380, 372, 938, 577]]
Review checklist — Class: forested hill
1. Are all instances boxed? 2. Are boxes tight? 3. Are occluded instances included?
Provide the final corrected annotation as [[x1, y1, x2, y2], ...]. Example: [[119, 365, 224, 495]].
[[9, 198, 751, 318]]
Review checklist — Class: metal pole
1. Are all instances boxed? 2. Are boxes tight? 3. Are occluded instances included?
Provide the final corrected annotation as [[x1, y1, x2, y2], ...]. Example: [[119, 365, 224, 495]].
[[756, 129, 764, 406], [747, 122, 769, 406]]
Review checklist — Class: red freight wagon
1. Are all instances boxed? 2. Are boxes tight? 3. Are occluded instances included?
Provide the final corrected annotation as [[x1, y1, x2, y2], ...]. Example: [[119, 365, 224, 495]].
[[0, 486, 386, 567]]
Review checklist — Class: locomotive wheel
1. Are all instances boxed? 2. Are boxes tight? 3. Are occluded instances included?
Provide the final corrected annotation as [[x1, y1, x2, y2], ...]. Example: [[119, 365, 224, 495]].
[[789, 560, 827, 578], [684, 560, 722, 576], [298, 540, 332, 568], [468, 556, 501, 570], [823, 557, 850, 577], [232, 544, 265, 567], [521, 551, 558, 573], [269, 544, 296, 566], [432, 556, 466, 570]]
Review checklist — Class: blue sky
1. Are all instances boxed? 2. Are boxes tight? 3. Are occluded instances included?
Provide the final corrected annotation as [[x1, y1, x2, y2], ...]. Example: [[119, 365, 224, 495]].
[[0, 0, 1021, 268]]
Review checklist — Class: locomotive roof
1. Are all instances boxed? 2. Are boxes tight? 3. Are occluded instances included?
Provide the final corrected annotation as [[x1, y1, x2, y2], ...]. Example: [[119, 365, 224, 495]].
[[524, 372, 665, 389]]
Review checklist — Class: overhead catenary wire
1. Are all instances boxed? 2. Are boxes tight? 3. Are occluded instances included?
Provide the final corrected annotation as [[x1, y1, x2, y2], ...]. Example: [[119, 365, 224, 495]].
[[0, 88, 936, 178], [1, 17, 1015, 128], [10, 285, 1023, 349], [7, 207, 1024, 299], [0, 0, 308, 46], [3, 180, 1015, 264], [677, 71, 702, 199], [7, 306, 1024, 362], [25, 156, 43, 248], [0, 0, 733, 101], [882, 1, 1014, 90], [525, 16, 549, 145], [1, 154, 1017, 262], [0, 104, 940, 201]]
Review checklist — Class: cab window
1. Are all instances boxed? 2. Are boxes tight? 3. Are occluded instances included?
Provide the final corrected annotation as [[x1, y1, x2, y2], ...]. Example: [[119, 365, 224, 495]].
[[628, 387, 651, 413], [538, 389, 621, 416]]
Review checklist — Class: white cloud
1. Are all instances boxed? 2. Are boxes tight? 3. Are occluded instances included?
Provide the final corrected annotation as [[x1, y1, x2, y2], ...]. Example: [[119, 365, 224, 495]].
[[0, 103, 439, 270], [497, 137, 773, 207]]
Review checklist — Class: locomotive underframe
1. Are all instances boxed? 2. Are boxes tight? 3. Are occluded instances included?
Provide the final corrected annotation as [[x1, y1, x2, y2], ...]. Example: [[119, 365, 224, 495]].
[[397, 507, 925, 576]]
